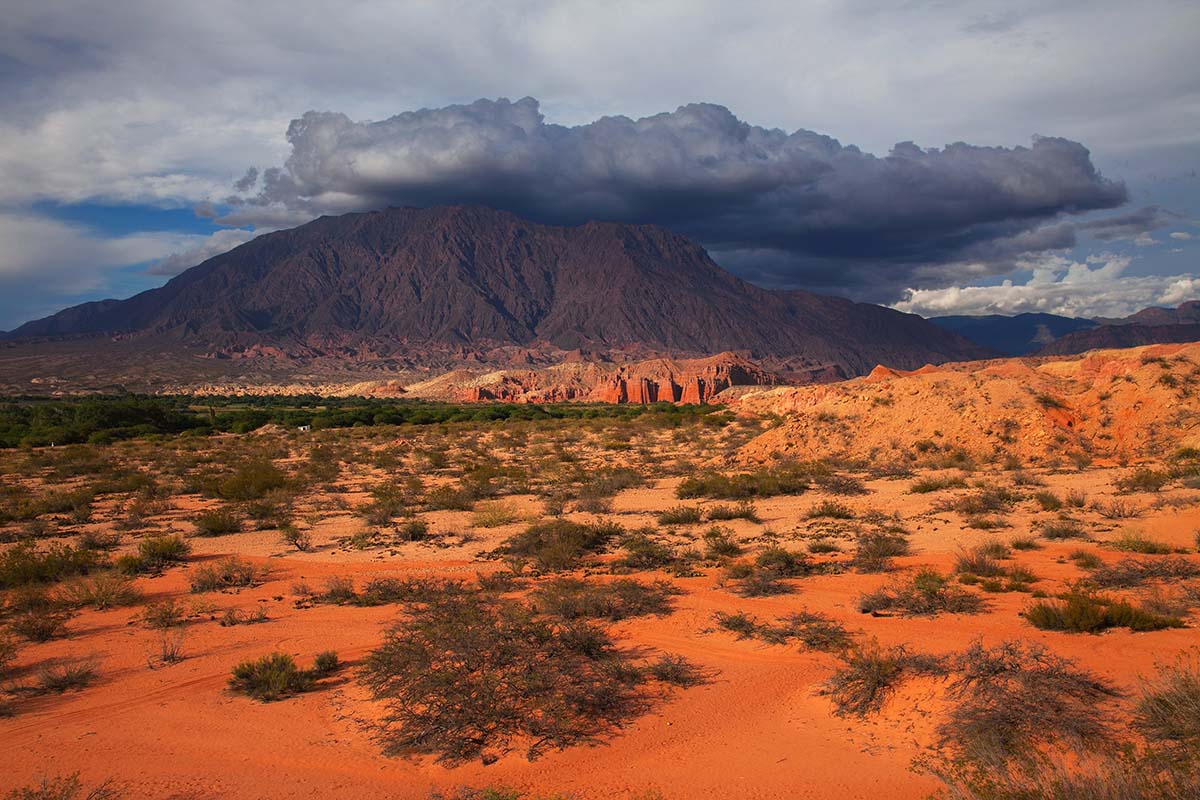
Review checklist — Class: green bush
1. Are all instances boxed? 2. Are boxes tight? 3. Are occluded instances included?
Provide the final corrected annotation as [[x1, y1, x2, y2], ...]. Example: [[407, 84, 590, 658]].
[[1025, 592, 1183, 633], [533, 577, 680, 621], [1116, 468, 1171, 494], [216, 459, 287, 501], [676, 464, 814, 499], [657, 505, 702, 525], [0, 543, 102, 589], [500, 520, 622, 571], [228, 652, 313, 701], [859, 568, 985, 616], [189, 557, 261, 593], [194, 508, 242, 537]]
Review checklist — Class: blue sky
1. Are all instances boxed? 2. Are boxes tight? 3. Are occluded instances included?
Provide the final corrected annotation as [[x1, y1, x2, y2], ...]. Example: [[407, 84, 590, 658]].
[[1, 1, 1196, 329]]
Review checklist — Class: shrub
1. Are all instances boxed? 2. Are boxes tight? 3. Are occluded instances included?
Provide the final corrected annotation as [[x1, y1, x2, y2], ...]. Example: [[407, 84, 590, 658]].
[[954, 547, 1006, 578], [117, 534, 191, 574], [217, 459, 287, 501], [947, 487, 1020, 515], [194, 508, 242, 537], [189, 557, 262, 593], [706, 502, 760, 522], [754, 546, 810, 577], [807, 500, 854, 519], [859, 568, 985, 616], [715, 610, 853, 652], [1009, 536, 1040, 551], [533, 578, 680, 621], [909, 475, 968, 494], [36, 659, 98, 693], [657, 505, 702, 525], [501, 520, 622, 571], [280, 525, 312, 552], [1116, 468, 1171, 494], [1040, 519, 1087, 540], [0, 631, 17, 676], [0, 543, 102, 589], [1088, 556, 1200, 588], [615, 532, 677, 570], [702, 526, 742, 559], [141, 599, 187, 629], [3, 773, 123, 800], [938, 640, 1118, 761], [313, 650, 340, 676], [824, 641, 945, 716], [60, 574, 142, 610], [359, 591, 699, 764], [471, 501, 520, 529], [676, 464, 813, 499], [1025, 592, 1183, 633], [220, 607, 269, 626], [1032, 491, 1063, 511], [851, 529, 910, 572], [1098, 498, 1143, 519], [395, 519, 430, 542], [228, 652, 313, 701], [1109, 533, 1174, 555], [1136, 654, 1200, 754], [9, 600, 71, 642]]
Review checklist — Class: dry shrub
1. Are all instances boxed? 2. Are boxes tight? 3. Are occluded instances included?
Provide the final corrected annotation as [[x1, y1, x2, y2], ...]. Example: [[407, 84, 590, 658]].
[[359, 589, 701, 764]]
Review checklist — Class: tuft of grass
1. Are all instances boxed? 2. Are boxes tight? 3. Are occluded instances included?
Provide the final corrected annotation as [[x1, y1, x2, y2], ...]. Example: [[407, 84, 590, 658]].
[[1040, 520, 1087, 540], [193, 508, 242, 537], [1136, 654, 1200, 754], [1025, 591, 1184, 633], [1115, 468, 1171, 494], [1087, 556, 1200, 588], [706, 502, 760, 522], [60, 574, 142, 610], [657, 505, 702, 525], [702, 526, 743, 559], [859, 568, 986, 616], [807, 500, 854, 519], [189, 557, 262, 593], [2, 773, 124, 800], [36, 659, 99, 694], [714, 610, 853, 652], [851, 529, 910, 572], [116, 534, 191, 575], [228, 652, 313, 701], [1108, 533, 1174, 555], [824, 640, 945, 716], [909, 475, 968, 494], [471, 501, 520, 529]]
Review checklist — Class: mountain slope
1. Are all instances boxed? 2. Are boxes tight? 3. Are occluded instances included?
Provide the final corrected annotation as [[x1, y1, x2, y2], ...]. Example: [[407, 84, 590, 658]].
[[5, 205, 989, 379], [1036, 323, 1200, 355], [929, 312, 1097, 356]]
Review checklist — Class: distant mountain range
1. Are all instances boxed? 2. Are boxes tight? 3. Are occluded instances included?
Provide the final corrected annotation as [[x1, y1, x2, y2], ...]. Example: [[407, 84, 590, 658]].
[[930, 301, 1200, 356], [3, 205, 988, 385]]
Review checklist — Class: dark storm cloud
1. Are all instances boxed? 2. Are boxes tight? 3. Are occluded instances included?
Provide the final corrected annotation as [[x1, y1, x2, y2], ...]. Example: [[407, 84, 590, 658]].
[[1076, 205, 1176, 241], [229, 97, 1128, 297]]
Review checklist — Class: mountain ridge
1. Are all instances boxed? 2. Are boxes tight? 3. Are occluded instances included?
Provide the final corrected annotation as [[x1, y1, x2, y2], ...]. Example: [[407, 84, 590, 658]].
[[4, 205, 989, 382]]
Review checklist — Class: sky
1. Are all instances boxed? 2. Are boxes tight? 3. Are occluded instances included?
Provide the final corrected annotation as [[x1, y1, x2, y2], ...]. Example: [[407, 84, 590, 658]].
[[1, 0, 1197, 330]]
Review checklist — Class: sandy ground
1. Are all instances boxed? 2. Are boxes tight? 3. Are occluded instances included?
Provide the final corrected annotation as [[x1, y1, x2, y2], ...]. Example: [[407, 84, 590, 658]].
[[5, 451, 1200, 799]]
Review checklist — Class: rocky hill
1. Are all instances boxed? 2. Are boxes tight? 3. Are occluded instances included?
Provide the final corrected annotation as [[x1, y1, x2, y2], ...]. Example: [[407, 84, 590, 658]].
[[4, 205, 988, 385], [1036, 323, 1200, 356]]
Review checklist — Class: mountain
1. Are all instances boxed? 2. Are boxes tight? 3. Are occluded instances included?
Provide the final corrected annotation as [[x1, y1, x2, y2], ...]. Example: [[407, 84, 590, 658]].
[[4, 205, 988, 384], [1035, 323, 1200, 356], [929, 313, 1097, 356], [1095, 301, 1200, 327]]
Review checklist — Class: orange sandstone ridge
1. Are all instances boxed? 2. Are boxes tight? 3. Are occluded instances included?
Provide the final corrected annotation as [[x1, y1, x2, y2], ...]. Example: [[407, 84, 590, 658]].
[[732, 341, 1200, 465]]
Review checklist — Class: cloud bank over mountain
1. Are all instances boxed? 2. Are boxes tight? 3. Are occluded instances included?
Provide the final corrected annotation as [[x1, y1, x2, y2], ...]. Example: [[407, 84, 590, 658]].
[[225, 98, 1128, 298]]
